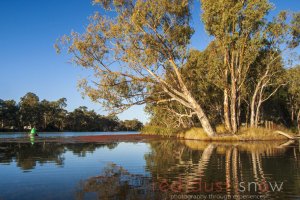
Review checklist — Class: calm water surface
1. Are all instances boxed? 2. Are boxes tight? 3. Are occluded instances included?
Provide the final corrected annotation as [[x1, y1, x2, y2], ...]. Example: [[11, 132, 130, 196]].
[[0, 139, 300, 200], [0, 131, 139, 139]]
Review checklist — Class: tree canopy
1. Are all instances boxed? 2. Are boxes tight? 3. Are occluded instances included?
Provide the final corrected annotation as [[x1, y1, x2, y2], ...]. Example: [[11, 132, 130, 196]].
[[56, 0, 300, 135], [0, 92, 143, 132]]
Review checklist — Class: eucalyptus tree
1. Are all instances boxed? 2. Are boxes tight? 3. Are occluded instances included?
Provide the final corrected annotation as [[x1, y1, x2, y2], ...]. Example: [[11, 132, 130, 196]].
[[201, 0, 300, 132], [120, 119, 143, 131], [53, 98, 68, 131], [146, 48, 223, 129], [19, 92, 40, 129], [247, 12, 300, 127], [57, 0, 216, 136], [0, 99, 19, 129], [287, 66, 300, 133], [248, 50, 285, 127], [40, 98, 68, 130], [201, 0, 271, 132]]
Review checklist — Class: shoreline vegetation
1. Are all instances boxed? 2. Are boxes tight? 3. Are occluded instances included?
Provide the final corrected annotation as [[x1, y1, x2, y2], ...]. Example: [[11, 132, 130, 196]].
[[0, 92, 143, 132], [142, 125, 298, 141], [1, 130, 298, 144], [55, 0, 300, 141], [2, 1, 299, 142]]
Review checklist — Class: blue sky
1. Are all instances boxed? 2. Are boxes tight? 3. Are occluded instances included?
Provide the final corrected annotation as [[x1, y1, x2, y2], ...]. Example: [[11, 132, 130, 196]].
[[0, 0, 299, 124]]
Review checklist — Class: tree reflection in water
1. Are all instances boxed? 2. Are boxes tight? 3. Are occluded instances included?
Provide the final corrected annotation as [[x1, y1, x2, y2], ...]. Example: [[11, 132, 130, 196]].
[[0, 142, 119, 170], [75, 163, 167, 200], [145, 140, 299, 198], [75, 140, 300, 199], [1, 140, 299, 199]]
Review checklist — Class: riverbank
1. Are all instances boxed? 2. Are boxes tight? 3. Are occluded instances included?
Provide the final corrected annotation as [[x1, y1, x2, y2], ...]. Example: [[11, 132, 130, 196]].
[[142, 126, 298, 141]]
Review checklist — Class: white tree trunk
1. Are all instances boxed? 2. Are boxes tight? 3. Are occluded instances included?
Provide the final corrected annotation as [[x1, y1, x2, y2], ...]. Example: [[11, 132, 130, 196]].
[[224, 88, 232, 131], [297, 110, 300, 135], [230, 82, 238, 134], [250, 83, 261, 127], [191, 99, 216, 137]]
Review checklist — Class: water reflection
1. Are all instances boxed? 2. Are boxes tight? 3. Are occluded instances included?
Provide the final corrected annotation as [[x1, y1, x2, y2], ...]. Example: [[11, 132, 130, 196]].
[[0, 140, 300, 199], [144, 140, 300, 199], [0, 142, 118, 170], [72, 140, 300, 199], [75, 163, 162, 200]]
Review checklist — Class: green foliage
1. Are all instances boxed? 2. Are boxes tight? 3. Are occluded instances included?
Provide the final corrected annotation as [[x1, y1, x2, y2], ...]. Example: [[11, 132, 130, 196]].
[[57, 0, 194, 114], [0, 99, 18, 129], [287, 66, 300, 99], [120, 119, 143, 131], [19, 92, 40, 128], [146, 47, 224, 129], [56, 0, 300, 136], [0, 92, 143, 132], [290, 13, 300, 48], [286, 65, 300, 131]]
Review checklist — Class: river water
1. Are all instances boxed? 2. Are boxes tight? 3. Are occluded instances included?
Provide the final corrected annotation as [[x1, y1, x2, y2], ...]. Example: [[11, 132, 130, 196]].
[[0, 131, 139, 138], [0, 136, 299, 200]]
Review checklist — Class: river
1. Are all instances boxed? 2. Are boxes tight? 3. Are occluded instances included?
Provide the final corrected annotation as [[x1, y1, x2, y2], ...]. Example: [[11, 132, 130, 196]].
[[0, 135, 299, 199]]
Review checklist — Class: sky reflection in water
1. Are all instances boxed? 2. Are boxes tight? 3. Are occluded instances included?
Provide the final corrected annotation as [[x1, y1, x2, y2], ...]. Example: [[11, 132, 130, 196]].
[[0, 140, 300, 200]]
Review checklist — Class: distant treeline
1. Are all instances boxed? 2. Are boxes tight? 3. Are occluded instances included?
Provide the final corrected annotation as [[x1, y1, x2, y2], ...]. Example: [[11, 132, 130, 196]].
[[0, 92, 143, 132]]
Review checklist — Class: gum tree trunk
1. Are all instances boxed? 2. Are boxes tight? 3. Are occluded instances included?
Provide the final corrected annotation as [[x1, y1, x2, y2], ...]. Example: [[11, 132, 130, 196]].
[[297, 110, 300, 134], [230, 81, 238, 134], [189, 96, 216, 137], [224, 88, 232, 131]]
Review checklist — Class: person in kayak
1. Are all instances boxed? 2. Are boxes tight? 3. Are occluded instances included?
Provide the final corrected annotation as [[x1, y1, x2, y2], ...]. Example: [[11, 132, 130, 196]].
[[30, 127, 38, 137]]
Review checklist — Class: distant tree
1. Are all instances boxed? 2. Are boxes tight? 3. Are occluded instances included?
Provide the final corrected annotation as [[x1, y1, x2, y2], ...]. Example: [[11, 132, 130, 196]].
[[121, 119, 143, 131], [19, 92, 40, 129], [0, 99, 19, 129], [99, 115, 120, 132], [40, 98, 68, 131], [0, 99, 3, 129], [65, 106, 123, 131], [52, 98, 68, 131], [66, 106, 89, 131], [1, 93, 142, 132]]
